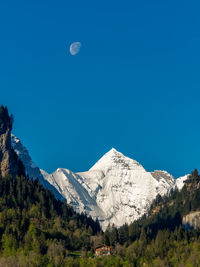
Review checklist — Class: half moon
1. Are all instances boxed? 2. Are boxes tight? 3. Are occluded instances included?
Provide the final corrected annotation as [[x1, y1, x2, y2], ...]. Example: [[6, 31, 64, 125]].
[[69, 42, 82, 55]]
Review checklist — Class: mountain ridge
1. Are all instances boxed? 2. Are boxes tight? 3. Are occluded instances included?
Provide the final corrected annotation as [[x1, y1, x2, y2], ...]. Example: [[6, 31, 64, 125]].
[[11, 134, 65, 200]]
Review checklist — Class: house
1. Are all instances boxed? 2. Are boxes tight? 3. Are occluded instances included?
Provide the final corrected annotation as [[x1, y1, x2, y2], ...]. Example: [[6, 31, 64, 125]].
[[95, 244, 111, 256]]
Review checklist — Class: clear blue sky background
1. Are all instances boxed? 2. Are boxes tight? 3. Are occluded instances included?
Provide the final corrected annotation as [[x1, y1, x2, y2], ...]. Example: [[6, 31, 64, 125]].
[[0, 0, 200, 177]]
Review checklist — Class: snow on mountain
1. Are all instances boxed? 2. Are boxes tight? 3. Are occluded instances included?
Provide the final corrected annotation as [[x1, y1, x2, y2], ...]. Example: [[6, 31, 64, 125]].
[[45, 168, 105, 221], [11, 135, 190, 230], [77, 148, 175, 229], [40, 169, 49, 179], [151, 170, 175, 194], [175, 174, 189, 190], [11, 135, 41, 179], [11, 134, 64, 200], [43, 148, 181, 230]]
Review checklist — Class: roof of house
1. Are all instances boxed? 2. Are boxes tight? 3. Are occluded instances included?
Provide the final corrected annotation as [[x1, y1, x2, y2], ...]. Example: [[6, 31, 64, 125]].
[[95, 244, 111, 250]]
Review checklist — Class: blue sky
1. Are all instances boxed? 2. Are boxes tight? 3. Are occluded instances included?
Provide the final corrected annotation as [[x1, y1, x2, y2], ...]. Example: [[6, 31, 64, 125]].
[[0, 0, 200, 177]]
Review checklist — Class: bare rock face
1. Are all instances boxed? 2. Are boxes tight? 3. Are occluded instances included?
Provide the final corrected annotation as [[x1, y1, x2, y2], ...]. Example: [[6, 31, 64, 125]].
[[182, 211, 200, 230], [0, 106, 24, 178]]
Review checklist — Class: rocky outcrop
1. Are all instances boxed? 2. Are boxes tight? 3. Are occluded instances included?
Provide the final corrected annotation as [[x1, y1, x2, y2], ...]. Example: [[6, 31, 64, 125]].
[[0, 106, 24, 178], [182, 211, 200, 230]]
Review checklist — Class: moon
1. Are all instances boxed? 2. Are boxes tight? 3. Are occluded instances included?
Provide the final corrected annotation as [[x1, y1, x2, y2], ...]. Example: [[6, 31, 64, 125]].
[[69, 42, 82, 55]]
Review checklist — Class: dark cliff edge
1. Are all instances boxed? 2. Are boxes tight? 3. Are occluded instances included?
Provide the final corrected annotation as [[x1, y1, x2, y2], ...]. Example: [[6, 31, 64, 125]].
[[0, 105, 25, 178]]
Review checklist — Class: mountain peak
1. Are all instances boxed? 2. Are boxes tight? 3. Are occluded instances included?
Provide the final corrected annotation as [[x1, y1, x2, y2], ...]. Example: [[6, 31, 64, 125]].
[[108, 147, 117, 152], [106, 147, 121, 156], [89, 148, 144, 173], [0, 105, 13, 135]]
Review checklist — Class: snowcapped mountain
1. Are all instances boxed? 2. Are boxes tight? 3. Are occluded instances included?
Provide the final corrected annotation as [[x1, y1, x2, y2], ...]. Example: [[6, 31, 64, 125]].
[[11, 135, 189, 230], [77, 148, 176, 229]]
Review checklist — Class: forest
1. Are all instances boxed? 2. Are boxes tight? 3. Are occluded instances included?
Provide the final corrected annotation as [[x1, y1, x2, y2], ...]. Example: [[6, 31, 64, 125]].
[[0, 173, 101, 266], [0, 170, 200, 266]]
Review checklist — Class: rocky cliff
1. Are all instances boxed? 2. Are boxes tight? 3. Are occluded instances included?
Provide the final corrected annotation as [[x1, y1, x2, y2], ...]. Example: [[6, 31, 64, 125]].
[[182, 211, 200, 230], [0, 106, 24, 177]]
